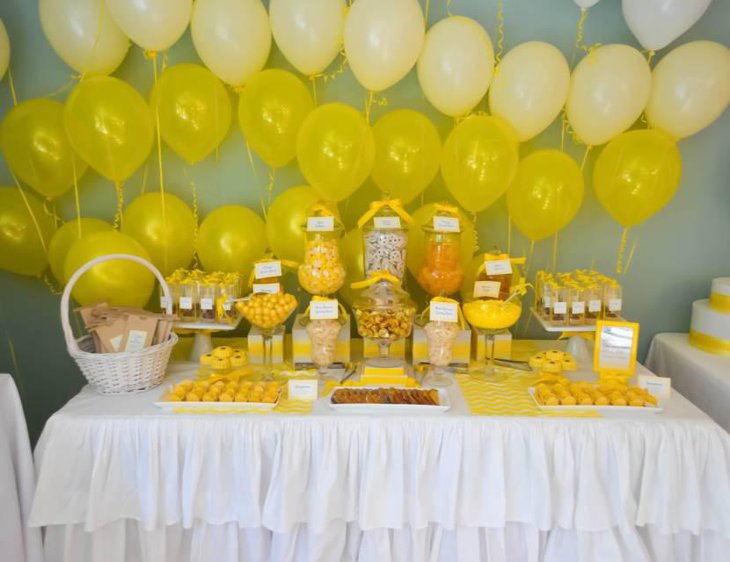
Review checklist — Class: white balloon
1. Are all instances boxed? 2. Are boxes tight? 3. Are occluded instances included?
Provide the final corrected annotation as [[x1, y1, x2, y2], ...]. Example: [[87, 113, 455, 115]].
[[191, 0, 271, 87], [344, 0, 424, 92], [574, 0, 601, 8], [39, 0, 130, 76], [647, 41, 730, 139], [0, 19, 9, 83], [105, 0, 192, 53], [566, 44, 651, 146], [270, 0, 346, 76], [622, 0, 712, 51], [489, 42, 570, 141], [417, 16, 494, 117]]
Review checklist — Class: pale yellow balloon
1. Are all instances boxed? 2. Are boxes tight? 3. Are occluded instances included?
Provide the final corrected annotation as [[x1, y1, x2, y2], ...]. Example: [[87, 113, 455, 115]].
[[39, 0, 130, 76], [646, 41, 730, 140], [48, 218, 113, 283], [566, 44, 651, 146], [489, 42, 570, 141], [0, 19, 9, 82], [191, 0, 271, 87], [269, 0, 346, 76], [106, 0, 192, 52], [344, 0, 424, 92], [417, 16, 494, 117]]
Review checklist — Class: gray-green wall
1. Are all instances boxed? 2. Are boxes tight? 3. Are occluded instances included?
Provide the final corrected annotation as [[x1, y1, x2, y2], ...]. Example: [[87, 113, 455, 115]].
[[0, 0, 728, 441]]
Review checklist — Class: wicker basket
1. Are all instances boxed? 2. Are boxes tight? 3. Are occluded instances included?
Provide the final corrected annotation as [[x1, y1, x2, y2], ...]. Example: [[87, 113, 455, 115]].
[[61, 253, 178, 394]]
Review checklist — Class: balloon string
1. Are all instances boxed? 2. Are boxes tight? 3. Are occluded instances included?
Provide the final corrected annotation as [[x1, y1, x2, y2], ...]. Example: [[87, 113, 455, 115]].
[[645, 49, 655, 66], [72, 157, 82, 237], [571, 8, 588, 67], [424, 0, 430, 26], [43, 200, 62, 228], [365, 90, 374, 124], [552, 232, 558, 273], [624, 236, 638, 275], [113, 181, 124, 229], [246, 141, 267, 219], [309, 75, 318, 106], [580, 145, 592, 171], [506, 213, 512, 255], [11, 173, 48, 257], [445, 0, 453, 16], [152, 54, 169, 274], [560, 110, 567, 151], [140, 161, 149, 194], [472, 211, 480, 251], [615, 227, 629, 274], [495, 1, 505, 65], [183, 167, 200, 268], [39, 270, 62, 295], [43, 78, 76, 99], [7, 67, 17, 106], [267, 167, 276, 211]]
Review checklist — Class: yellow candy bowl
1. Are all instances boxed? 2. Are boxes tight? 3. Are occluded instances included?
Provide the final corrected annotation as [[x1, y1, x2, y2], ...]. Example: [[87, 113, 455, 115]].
[[463, 299, 522, 330]]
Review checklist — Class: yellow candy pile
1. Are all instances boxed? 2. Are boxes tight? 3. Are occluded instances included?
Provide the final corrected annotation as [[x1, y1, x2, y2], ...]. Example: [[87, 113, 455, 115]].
[[535, 379, 658, 407], [166, 379, 281, 403], [298, 238, 346, 295], [463, 300, 522, 330], [236, 292, 297, 328], [529, 349, 577, 377]]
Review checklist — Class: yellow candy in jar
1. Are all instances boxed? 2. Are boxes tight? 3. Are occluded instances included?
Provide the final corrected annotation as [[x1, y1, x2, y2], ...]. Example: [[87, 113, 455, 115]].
[[463, 300, 522, 330], [236, 292, 298, 328], [298, 237, 346, 295]]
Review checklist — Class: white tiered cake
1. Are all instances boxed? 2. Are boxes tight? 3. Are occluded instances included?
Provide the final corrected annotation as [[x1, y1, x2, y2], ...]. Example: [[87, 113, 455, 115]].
[[690, 277, 730, 355]]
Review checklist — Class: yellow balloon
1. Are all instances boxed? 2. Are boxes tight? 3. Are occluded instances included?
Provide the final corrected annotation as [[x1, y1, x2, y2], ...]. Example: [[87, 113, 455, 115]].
[[441, 115, 519, 213], [507, 150, 584, 241], [594, 130, 682, 228], [64, 231, 155, 307], [0, 99, 88, 199], [338, 228, 365, 307], [239, 69, 314, 168], [266, 185, 339, 262], [371, 109, 441, 204], [122, 193, 196, 276], [646, 41, 730, 140], [197, 205, 267, 279], [65, 76, 154, 183], [48, 218, 113, 283], [0, 187, 56, 276], [297, 103, 375, 202], [151, 63, 232, 165], [406, 203, 477, 279]]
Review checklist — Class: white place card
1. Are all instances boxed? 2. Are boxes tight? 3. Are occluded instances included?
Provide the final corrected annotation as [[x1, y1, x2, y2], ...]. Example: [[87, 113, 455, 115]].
[[178, 296, 193, 310], [430, 300, 458, 323], [310, 299, 339, 320], [433, 216, 460, 232], [253, 283, 280, 294], [608, 298, 623, 312], [571, 301, 585, 315], [255, 260, 282, 279], [288, 378, 318, 401], [307, 216, 334, 232], [373, 216, 401, 229], [589, 299, 602, 313], [473, 280, 500, 299], [553, 301, 567, 315], [485, 259, 512, 276], [160, 296, 170, 309], [200, 298, 214, 311], [638, 374, 671, 400]]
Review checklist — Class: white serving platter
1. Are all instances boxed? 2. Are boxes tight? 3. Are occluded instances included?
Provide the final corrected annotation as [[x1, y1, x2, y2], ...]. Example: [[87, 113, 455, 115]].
[[328, 386, 450, 414], [155, 387, 281, 413], [528, 387, 663, 415]]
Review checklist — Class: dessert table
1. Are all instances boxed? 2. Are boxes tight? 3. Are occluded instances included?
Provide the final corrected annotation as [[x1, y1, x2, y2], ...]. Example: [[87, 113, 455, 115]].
[[646, 332, 730, 433], [0, 374, 44, 562], [29, 342, 730, 562]]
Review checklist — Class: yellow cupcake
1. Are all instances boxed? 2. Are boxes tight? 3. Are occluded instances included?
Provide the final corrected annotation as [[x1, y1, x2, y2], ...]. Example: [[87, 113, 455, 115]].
[[542, 359, 562, 374], [560, 394, 577, 406], [211, 357, 231, 370], [544, 394, 559, 406], [529, 352, 546, 369], [234, 392, 249, 402], [594, 394, 609, 406], [213, 346, 234, 359], [546, 350, 564, 362], [202, 392, 218, 402], [230, 354, 248, 367], [199, 353, 215, 366], [186, 391, 201, 402], [562, 357, 578, 371], [233, 347, 246, 356], [219, 392, 234, 402], [578, 394, 594, 406], [611, 394, 627, 406]]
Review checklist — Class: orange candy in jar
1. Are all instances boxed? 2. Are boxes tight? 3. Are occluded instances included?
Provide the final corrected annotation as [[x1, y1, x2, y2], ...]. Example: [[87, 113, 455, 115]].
[[417, 235, 464, 296]]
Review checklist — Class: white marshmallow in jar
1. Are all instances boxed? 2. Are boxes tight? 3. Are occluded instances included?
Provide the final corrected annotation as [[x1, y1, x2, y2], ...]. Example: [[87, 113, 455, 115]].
[[358, 200, 414, 283]]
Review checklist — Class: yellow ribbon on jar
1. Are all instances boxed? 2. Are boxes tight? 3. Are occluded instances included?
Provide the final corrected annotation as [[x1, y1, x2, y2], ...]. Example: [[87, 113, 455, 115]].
[[689, 330, 730, 356], [474, 253, 527, 277], [419, 296, 466, 329], [432, 202, 460, 217], [308, 202, 337, 217], [356, 199, 414, 229], [709, 293, 730, 314], [350, 270, 401, 289]]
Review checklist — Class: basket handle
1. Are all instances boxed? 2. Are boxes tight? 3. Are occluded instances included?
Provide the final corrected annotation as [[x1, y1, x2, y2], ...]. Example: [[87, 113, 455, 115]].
[[60, 254, 173, 353]]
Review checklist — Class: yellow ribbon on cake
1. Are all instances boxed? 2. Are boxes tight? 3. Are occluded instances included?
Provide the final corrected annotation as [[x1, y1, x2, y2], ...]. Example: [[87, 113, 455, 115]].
[[357, 199, 414, 228], [351, 270, 401, 289], [710, 292, 730, 314], [690, 330, 730, 356]]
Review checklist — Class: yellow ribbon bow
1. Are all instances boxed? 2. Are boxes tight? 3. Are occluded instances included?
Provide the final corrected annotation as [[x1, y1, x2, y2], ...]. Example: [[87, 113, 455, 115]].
[[248, 257, 299, 288], [308, 201, 336, 217], [420, 296, 466, 329], [350, 270, 401, 289], [357, 199, 414, 229], [432, 202, 460, 216], [303, 295, 348, 318]]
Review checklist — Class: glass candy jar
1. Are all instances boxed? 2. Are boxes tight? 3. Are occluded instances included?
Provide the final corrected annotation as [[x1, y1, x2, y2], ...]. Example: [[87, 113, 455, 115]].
[[352, 272, 416, 369], [416, 207, 464, 296], [358, 200, 413, 283], [298, 216, 346, 296], [417, 297, 463, 387]]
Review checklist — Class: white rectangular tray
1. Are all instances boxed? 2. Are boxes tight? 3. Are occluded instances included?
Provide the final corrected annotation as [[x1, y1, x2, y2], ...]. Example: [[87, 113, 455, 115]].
[[328, 386, 450, 414], [528, 387, 663, 415], [155, 387, 280, 412]]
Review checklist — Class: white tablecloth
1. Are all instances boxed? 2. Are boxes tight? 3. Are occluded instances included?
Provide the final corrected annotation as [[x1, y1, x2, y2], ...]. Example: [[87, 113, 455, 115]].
[[29, 353, 730, 562], [0, 374, 44, 562], [646, 333, 730, 433]]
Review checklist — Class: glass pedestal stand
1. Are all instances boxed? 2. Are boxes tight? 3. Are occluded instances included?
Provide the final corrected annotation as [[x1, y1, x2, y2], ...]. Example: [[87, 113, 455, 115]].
[[529, 309, 596, 366], [174, 317, 242, 362], [365, 339, 406, 370], [470, 328, 511, 383]]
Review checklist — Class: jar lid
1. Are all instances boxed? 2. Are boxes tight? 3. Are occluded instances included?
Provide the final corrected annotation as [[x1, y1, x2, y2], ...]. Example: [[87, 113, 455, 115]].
[[357, 199, 414, 231]]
